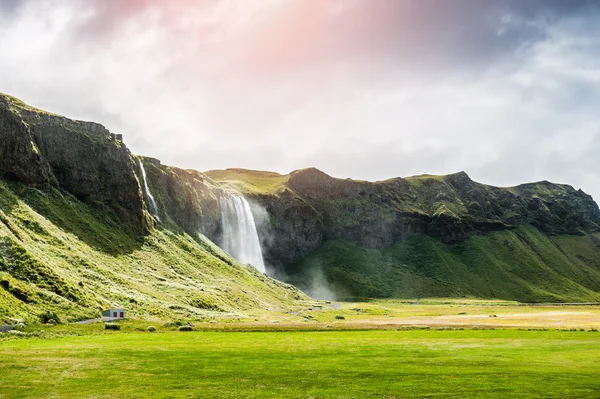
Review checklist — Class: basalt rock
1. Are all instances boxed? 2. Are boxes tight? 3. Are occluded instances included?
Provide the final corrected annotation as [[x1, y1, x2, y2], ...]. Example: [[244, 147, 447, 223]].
[[249, 189, 325, 267], [0, 96, 53, 186], [206, 167, 600, 273], [0, 93, 150, 234], [135, 157, 222, 239]]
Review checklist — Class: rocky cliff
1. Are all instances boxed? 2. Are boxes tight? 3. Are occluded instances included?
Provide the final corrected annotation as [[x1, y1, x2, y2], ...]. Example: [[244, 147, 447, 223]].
[[2, 92, 600, 304], [0, 93, 306, 322], [206, 167, 600, 262], [135, 157, 222, 238], [205, 168, 600, 302], [0, 93, 151, 234]]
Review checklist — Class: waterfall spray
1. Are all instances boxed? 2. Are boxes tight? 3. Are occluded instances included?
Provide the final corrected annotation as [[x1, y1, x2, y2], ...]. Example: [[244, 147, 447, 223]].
[[139, 160, 161, 222], [220, 194, 266, 273]]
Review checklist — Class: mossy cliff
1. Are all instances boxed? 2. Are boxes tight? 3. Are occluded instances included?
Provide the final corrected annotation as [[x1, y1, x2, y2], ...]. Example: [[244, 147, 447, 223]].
[[205, 168, 600, 302], [0, 93, 151, 235], [134, 157, 222, 237], [0, 93, 307, 323], [2, 91, 600, 309]]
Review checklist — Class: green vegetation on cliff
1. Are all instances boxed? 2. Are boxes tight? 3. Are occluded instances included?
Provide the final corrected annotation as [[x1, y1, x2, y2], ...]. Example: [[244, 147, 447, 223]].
[[205, 168, 289, 195], [0, 178, 305, 324], [0, 92, 151, 235], [2, 92, 600, 307], [290, 225, 600, 302], [208, 168, 600, 303]]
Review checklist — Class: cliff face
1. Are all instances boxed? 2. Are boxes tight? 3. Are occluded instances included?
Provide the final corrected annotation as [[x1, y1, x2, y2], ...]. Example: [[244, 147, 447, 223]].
[[3, 92, 600, 303], [256, 190, 325, 267], [0, 93, 151, 234], [206, 167, 600, 267], [283, 168, 600, 244], [205, 168, 600, 302], [0, 92, 224, 239], [0, 96, 52, 185], [0, 94, 307, 323], [134, 157, 222, 239]]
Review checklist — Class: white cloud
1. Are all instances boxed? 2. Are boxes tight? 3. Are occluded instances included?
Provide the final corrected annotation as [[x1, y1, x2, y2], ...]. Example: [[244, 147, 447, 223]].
[[0, 0, 599, 202]]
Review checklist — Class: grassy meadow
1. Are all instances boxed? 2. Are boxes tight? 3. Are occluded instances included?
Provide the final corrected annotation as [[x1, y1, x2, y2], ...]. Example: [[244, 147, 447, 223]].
[[2, 301, 600, 399], [2, 328, 600, 399]]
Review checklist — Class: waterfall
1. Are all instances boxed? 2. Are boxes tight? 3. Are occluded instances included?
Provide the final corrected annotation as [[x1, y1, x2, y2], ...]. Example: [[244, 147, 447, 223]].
[[139, 160, 161, 222], [220, 194, 266, 273]]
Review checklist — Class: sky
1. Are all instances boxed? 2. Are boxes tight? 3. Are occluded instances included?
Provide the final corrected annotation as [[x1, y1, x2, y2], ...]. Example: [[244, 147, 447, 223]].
[[1, 0, 599, 201]]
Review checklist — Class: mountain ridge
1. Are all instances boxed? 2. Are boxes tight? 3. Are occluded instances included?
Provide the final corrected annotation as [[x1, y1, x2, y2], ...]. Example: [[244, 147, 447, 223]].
[[1, 91, 600, 309], [205, 167, 586, 195], [204, 154, 600, 303]]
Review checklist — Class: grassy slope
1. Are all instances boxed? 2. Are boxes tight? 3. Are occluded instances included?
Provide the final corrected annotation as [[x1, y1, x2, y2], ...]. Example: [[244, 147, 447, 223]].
[[290, 225, 600, 302], [0, 92, 60, 117], [204, 168, 289, 195], [1, 330, 599, 399], [0, 179, 305, 324]]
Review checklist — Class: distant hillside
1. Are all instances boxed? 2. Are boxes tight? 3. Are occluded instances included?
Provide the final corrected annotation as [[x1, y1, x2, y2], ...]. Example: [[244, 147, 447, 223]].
[[206, 168, 600, 303]]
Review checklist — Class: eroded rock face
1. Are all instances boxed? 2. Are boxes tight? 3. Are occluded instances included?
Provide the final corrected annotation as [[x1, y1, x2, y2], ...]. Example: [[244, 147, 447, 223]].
[[0, 97, 52, 186], [0, 94, 150, 234], [250, 190, 325, 267], [516, 183, 600, 235], [134, 157, 223, 239], [212, 168, 600, 274]]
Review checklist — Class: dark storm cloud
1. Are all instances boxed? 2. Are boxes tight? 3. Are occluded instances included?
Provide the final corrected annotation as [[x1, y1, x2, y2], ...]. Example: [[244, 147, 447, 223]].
[[0, 0, 24, 14]]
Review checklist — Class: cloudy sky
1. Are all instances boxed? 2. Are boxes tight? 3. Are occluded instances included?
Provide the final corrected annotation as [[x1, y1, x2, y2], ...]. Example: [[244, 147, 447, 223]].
[[1, 0, 599, 200]]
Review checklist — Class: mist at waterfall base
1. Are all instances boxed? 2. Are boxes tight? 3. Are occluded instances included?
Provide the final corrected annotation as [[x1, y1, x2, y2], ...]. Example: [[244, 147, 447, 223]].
[[219, 195, 266, 274], [139, 161, 161, 222], [273, 262, 339, 301], [219, 194, 339, 300]]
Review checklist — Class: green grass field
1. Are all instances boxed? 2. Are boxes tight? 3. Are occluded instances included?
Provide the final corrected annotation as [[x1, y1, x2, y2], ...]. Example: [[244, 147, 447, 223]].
[[2, 329, 600, 399]]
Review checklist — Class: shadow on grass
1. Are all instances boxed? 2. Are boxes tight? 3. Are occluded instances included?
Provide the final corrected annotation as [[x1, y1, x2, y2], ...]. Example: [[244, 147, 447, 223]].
[[4, 180, 143, 255]]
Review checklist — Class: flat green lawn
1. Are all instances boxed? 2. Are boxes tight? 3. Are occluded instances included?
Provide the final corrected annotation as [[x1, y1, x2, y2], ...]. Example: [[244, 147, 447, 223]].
[[1, 330, 599, 398]]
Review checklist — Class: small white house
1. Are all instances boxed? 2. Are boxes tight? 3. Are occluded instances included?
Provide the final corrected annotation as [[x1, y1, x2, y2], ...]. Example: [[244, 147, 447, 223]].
[[102, 308, 126, 319]]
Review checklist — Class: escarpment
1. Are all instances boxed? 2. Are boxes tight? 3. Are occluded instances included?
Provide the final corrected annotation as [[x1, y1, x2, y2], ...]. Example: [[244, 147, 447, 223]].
[[0, 93, 150, 234], [207, 168, 600, 265], [0, 93, 307, 323], [2, 91, 600, 303], [0, 95, 53, 186], [133, 157, 222, 239], [206, 168, 600, 302]]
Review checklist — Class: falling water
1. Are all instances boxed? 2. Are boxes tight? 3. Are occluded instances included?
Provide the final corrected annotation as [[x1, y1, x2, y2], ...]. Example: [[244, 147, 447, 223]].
[[220, 194, 266, 273], [139, 160, 161, 222]]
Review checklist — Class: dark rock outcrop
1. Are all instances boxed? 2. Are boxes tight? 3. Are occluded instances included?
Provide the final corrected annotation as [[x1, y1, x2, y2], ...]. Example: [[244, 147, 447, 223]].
[[0, 93, 150, 234], [206, 167, 600, 275], [0, 96, 53, 185], [135, 157, 223, 239], [251, 190, 325, 267]]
